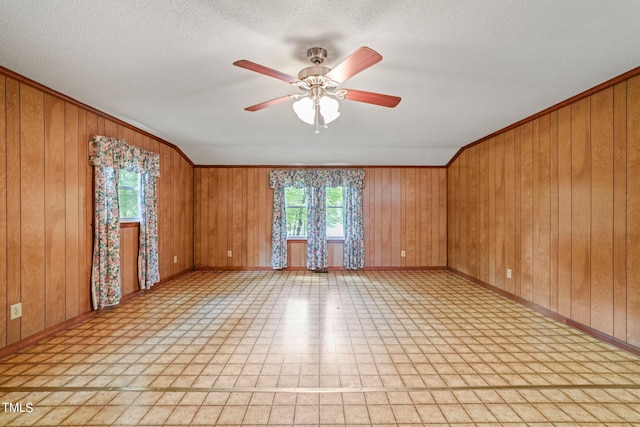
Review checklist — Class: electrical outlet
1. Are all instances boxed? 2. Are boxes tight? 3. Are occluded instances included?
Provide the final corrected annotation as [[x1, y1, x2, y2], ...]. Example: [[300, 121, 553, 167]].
[[10, 303, 22, 320], [173, 255, 177, 264], [227, 250, 232, 257], [401, 250, 406, 257], [506, 268, 512, 279]]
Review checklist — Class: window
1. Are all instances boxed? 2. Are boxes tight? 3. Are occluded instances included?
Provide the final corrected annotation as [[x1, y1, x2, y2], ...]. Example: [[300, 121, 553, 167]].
[[119, 170, 141, 221], [285, 187, 308, 237], [284, 186, 345, 239], [325, 186, 345, 238]]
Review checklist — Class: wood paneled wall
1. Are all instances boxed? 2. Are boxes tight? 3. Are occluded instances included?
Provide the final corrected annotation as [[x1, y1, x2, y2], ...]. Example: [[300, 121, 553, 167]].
[[194, 167, 447, 269], [447, 74, 640, 348], [0, 71, 194, 349]]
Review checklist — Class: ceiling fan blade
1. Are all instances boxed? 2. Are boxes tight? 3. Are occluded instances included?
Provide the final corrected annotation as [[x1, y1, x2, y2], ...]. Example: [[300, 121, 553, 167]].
[[324, 47, 383, 84], [233, 60, 300, 84], [245, 95, 296, 112], [343, 89, 401, 108]]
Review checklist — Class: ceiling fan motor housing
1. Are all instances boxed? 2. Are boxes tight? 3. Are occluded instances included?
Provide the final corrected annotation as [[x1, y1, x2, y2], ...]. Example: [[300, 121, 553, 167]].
[[298, 65, 330, 81], [306, 47, 327, 64]]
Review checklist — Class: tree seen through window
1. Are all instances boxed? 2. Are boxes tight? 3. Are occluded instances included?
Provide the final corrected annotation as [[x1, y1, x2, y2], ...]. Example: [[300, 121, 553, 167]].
[[284, 186, 344, 238], [119, 170, 141, 220]]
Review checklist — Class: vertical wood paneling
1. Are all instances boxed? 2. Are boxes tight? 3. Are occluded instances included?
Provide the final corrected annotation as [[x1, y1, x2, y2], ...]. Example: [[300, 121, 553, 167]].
[[374, 168, 383, 266], [478, 142, 489, 283], [536, 115, 551, 309], [44, 94, 66, 328], [504, 129, 516, 294], [514, 127, 522, 296], [549, 111, 560, 312], [488, 139, 496, 283], [439, 169, 447, 265], [232, 168, 244, 267], [246, 168, 257, 267], [193, 167, 447, 269], [447, 73, 640, 350], [64, 103, 79, 319], [380, 168, 391, 265], [494, 134, 505, 290], [0, 76, 6, 347], [20, 85, 46, 338], [532, 119, 541, 302], [207, 169, 217, 266], [79, 110, 92, 314], [6, 78, 20, 344], [259, 168, 271, 267], [193, 168, 202, 265], [520, 122, 533, 301], [217, 168, 228, 267], [627, 75, 640, 347], [404, 168, 416, 266], [571, 97, 591, 326], [120, 226, 139, 295], [391, 169, 402, 266], [468, 146, 479, 278], [557, 106, 572, 317], [419, 170, 429, 266], [613, 82, 627, 341], [590, 88, 614, 334], [0, 71, 194, 350], [460, 152, 469, 273]]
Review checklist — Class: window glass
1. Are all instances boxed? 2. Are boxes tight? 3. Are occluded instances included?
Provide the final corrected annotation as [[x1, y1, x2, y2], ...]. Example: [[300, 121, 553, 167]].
[[326, 186, 345, 238], [284, 186, 345, 239], [119, 170, 141, 221], [285, 187, 307, 237]]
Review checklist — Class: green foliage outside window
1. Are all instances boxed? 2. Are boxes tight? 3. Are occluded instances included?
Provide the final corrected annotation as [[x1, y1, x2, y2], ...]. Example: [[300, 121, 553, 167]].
[[285, 186, 345, 238], [119, 170, 140, 220], [285, 187, 307, 237], [326, 186, 344, 238]]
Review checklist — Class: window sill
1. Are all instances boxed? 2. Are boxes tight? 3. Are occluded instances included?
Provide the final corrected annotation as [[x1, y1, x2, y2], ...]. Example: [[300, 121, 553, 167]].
[[287, 238, 345, 242], [120, 221, 140, 228]]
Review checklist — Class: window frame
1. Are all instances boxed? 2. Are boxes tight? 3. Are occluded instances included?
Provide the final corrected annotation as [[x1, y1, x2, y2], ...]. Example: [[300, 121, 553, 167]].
[[284, 187, 308, 239], [325, 186, 346, 240], [284, 186, 346, 241], [118, 170, 142, 223]]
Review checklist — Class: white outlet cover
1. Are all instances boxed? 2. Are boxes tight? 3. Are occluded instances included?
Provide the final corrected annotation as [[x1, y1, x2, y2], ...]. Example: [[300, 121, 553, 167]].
[[10, 303, 22, 320]]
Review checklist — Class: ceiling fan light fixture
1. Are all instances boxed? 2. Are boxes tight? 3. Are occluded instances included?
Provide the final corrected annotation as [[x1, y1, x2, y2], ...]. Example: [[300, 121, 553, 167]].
[[319, 96, 340, 124], [293, 95, 341, 127], [293, 97, 316, 125]]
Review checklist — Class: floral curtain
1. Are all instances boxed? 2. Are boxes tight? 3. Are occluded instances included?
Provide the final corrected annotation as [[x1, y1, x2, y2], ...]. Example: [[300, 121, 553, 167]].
[[90, 166, 121, 309], [138, 172, 160, 289], [306, 186, 327, 270], [270, 169, 365, 270], [271, 186, 288, 269], [89, 135, 160, 309], [343, 186, 365, 269]]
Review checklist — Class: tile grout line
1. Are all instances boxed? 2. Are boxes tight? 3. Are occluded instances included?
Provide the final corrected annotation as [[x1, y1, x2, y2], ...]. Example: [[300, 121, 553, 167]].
[[2, 383, 640, 394]]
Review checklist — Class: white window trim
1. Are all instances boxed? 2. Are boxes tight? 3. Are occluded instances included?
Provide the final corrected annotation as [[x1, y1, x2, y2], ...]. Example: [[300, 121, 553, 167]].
[[119, 172, 142, 223], [285, 186, 346, 240]]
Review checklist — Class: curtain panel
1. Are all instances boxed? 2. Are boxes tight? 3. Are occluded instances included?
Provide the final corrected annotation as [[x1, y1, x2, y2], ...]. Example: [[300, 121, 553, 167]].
[[306, 186, 327, 270], [89, 135, 161, 310], [269, 169, 365, 270]]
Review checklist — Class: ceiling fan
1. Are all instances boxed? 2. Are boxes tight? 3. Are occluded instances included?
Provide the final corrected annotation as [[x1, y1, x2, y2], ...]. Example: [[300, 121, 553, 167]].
[[233, 46, 401, 132]]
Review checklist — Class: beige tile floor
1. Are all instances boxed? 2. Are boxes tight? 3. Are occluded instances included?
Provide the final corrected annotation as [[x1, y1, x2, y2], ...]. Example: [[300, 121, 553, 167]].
[[0, 270, 639, 426]]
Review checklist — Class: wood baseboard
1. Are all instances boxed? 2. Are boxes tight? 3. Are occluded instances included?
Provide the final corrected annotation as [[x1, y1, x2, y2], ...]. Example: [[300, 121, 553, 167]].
[[448, 268, 640, 358], [0, 267, 194, 359], [195, 265, 448, 271]]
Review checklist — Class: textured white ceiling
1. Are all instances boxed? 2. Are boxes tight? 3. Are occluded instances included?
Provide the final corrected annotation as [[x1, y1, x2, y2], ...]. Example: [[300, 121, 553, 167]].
[[1, 0, 640, 165]]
